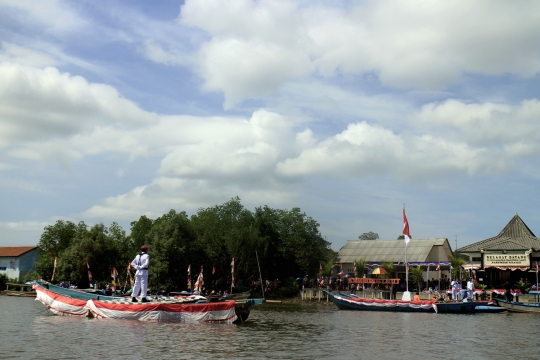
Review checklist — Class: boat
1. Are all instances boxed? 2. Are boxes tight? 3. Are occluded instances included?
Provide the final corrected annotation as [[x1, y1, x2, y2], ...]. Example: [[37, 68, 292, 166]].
[[327, 291, 437, 312], [327, 291, 503, 314], [3, 283, 37, 297], [495, 290, 540, 313], [32, 281, 263, 323]]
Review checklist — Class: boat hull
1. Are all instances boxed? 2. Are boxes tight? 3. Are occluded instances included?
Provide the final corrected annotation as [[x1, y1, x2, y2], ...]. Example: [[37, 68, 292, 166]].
[[326, 291, 437, 313], [327, 292, 503, 314], [495, 299, 540, 313], [33, 281, 260, 323]]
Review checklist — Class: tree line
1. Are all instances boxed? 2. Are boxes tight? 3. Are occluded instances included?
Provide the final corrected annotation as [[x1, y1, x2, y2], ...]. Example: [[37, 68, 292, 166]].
[[33, 197, 336, 293]]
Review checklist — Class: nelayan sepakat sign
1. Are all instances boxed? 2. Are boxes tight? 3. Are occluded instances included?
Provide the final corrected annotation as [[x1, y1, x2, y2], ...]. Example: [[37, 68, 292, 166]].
[[483, 252, 530, 267]]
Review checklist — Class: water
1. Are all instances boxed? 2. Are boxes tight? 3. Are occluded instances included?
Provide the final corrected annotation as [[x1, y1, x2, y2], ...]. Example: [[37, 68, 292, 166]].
[[1, 295, 538, 359]]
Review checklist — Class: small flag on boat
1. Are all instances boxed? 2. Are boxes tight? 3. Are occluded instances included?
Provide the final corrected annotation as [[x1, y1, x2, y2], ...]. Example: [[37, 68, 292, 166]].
[[231, 257, 235, 288], [51, 257, 58, 282], [87, 262, 93, 286], [128, 261, 134, 287], [111, 267, 118, 291], [403, 206, 411, 245], [187, 264, 191, 290]]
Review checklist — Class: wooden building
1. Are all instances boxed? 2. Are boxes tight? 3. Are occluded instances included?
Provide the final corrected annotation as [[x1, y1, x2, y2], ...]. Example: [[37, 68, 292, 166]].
[[336, 238, 454, 282], [456, 214, 540, 288]]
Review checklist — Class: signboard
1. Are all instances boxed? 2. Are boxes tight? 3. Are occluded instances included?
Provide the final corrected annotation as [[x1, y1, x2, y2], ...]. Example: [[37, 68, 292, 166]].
[[483, 253, 529, 267]]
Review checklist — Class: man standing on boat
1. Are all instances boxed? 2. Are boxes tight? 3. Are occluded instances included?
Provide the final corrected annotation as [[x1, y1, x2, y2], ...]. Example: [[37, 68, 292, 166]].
[[466, 278, 475, 300], [131, 245, 150, 302]]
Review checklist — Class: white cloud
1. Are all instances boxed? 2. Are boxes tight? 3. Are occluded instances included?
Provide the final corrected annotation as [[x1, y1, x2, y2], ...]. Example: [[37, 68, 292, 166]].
[[175, 0, 540, 106], [0, 64, 156, 151], [1, 0, 88, 35]]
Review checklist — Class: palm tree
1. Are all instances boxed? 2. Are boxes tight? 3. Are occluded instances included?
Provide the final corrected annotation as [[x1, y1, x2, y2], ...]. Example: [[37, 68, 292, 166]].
[[355, 259, 367, 277], [410, 266, 424, 293], [449, 255, 466, 279], [381, 261, 394, 279]]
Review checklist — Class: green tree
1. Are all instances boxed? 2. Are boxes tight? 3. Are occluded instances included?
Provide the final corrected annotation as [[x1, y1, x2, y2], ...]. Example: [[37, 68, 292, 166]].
[[355, 259, 367, 277], [449, 255, 466, 279], [359, 232, 379, 240], [410, 266, 424, 293], [147, 210, 201, 292], [381, 261, 395, 279]]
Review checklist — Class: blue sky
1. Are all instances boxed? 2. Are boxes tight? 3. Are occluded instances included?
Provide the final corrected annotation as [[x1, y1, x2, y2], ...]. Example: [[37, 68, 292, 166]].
[[2, 0, 540, 251]]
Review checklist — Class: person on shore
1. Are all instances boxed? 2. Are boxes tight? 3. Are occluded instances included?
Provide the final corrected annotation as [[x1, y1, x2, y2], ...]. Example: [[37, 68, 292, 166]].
[[131, 245, 150, 303]]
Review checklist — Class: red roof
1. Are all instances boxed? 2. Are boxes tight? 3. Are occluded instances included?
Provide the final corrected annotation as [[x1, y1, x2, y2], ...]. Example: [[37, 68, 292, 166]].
[[0, 246, 37, 257]]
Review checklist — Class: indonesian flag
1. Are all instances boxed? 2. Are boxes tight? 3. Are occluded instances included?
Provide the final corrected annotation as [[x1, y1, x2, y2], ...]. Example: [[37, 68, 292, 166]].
[[319, 263, 323, 277], [427, 264, 430, 273], [231, 257, 235, 288], [212, 266, 216, 275], [403, 207, 411, 245], [353, 260, 357, 278], [436, 262, 440, 271], [536, 262, 539, 273], [87, 262, 93, 286], [51, 257, 58, 282]]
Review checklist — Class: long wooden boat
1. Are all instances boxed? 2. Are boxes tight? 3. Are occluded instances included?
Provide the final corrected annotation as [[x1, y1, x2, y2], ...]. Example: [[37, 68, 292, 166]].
[[494, 290, 540, 313], [327, 291, 503, 314], [4, 283, 37, 297], [32, 281, 262, 323]]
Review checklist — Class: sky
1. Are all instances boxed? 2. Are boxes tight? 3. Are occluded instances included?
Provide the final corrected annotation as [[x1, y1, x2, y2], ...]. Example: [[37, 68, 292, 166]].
[[2, 0, 540, 251]]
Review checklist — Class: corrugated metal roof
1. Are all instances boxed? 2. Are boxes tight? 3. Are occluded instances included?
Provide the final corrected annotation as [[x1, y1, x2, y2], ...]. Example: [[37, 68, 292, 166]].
[[0, 246, 37, 257], [337, 238, 447, 263], [457, 214, 540, 252]]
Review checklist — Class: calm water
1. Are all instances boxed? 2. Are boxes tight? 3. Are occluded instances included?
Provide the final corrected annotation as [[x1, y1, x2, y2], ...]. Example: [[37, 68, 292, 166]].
[[1, 295, 539, 359]]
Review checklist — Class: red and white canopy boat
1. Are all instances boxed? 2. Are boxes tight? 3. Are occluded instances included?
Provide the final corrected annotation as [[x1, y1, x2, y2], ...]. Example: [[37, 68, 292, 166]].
[[33, 281, 260, 323]]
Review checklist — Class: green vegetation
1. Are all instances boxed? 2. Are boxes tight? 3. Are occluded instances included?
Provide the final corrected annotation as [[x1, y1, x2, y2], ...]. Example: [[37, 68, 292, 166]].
[[355, 259, 367, 277], [381, 261, 394, 279], [32, 197, 336, 295], [449, 255, 467, 279], [358, 232, 379, 240], [410, 266, 424, 292]]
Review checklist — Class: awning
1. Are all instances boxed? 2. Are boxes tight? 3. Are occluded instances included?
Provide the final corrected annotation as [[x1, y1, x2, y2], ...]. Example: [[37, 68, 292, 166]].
[[484, 266, 529, 271], [461, 264, 481, 270]]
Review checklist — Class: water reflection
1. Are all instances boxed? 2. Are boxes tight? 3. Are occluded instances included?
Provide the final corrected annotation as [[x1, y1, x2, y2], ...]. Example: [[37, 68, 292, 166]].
[[1, 296, 539, 359]]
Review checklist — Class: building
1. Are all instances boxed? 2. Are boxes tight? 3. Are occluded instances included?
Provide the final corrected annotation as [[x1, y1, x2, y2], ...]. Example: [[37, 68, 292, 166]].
[[336, 238, 454, 283], [0, 246, 38, 283], [456, 214, 540, 288]]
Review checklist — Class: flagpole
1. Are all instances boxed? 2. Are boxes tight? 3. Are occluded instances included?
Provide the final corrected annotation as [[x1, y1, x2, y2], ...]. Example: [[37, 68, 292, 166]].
[[255, 251, 265, 299], [402, 205, 411, 301]]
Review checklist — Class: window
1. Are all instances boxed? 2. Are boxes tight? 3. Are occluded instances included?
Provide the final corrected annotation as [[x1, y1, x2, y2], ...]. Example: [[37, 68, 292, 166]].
[[0, 267, 6, 270]]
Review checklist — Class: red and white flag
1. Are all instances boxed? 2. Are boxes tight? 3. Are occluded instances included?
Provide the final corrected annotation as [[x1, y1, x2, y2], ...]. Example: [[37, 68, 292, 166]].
[[536, 261, 538, 273], [403, 207, 411, 245], [436, 262, 440, 271]]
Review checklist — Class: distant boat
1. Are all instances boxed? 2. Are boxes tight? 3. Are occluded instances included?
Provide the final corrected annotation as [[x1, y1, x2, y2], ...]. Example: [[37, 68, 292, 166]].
[[32, 281, 263, 323], [3, 283, 36, 297], [326, 291, 503, 314]]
